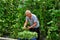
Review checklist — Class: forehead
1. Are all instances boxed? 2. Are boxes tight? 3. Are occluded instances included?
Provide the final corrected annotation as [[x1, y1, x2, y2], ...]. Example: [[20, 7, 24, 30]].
[[26, 11, 31, 14], [26, 13, 31, 15]]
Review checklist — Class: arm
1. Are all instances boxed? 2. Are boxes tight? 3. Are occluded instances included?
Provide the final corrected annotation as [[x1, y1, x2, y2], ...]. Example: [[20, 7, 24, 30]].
[[30, 22, 37, 28], [24, 17, 28, 27], [24, 20, 28, 27], [28, 22, 37, 29]]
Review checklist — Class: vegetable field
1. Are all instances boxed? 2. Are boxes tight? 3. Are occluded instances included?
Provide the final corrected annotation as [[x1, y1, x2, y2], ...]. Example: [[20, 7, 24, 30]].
[[0, 0, 60, 40]]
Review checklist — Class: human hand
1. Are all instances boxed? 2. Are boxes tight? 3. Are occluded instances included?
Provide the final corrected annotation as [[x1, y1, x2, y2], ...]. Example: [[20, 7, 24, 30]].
[[27, 26, 32, 29]]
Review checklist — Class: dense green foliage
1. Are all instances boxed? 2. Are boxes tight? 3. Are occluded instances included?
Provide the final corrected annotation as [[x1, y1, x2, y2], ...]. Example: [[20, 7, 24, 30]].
[[0, 0, 60, 40], [18, 31, 38, 39]]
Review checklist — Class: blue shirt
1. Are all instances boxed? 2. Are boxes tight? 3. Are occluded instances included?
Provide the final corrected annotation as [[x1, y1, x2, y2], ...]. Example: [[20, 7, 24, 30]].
[[26, 14, 39, 28]]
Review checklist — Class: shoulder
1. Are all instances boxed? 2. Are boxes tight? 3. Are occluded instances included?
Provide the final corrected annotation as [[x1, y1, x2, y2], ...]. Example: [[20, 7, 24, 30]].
[[32, 14, 37, 19], [32, 14, 36, 17]]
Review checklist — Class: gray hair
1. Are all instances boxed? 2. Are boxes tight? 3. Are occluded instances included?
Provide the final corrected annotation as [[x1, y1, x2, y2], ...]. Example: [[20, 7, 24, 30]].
[[25, 10, 32, 14]]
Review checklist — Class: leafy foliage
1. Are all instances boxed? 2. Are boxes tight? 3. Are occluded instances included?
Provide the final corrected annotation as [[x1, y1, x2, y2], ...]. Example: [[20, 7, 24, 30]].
[[18, 31, 38, 39], [0, 0, 60, 40]]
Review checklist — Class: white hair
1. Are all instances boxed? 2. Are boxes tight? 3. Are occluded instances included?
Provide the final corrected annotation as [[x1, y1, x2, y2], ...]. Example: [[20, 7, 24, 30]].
[[25, 10, 32, 14]]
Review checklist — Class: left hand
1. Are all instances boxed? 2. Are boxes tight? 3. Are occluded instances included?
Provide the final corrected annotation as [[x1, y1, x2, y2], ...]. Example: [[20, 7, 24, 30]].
[[27, 26, 32, 29]]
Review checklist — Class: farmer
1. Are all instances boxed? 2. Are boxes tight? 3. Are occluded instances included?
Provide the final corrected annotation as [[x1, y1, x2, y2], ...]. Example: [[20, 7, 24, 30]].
[[23, 10, 40, 40]]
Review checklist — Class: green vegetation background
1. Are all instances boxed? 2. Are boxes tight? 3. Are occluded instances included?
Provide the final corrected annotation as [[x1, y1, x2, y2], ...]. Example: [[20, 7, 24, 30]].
[[0, 0, 60, 40]]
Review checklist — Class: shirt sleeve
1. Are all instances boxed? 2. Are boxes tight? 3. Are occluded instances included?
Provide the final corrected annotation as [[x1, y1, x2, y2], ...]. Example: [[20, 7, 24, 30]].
[[33, 16, 38, 22], [26, 17, 29, 22]]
